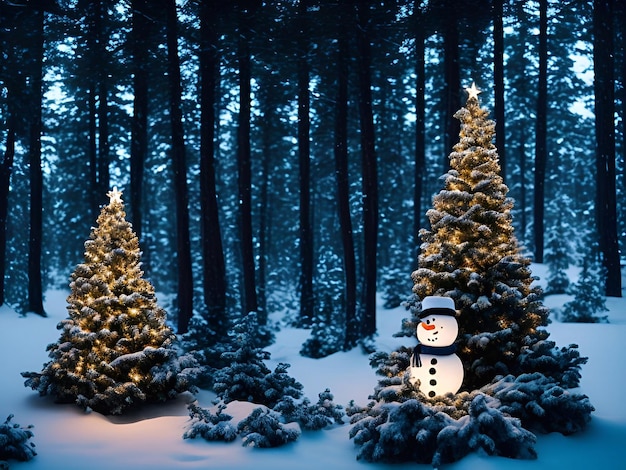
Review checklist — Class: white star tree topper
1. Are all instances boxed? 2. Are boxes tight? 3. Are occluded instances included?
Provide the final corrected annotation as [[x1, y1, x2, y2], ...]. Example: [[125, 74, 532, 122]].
[[107, 187, 123, 204], [465, 82, 481, 101]]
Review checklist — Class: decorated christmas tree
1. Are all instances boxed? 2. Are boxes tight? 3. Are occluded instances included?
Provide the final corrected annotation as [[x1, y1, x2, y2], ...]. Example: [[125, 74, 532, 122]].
[[410, 83, 577, 390], [23, 189, 197, 415], [349, 85, 593, 466]]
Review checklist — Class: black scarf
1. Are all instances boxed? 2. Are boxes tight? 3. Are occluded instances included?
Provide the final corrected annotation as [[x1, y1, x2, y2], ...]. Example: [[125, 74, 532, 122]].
[[411, 343, 457, 367]]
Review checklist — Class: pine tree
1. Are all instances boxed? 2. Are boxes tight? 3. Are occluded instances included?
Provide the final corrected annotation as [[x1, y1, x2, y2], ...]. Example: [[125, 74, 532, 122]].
[[301, 251, 345, 358], [544, 187, 573, 295], [411, 84, 565, 389], [560, 228, 608, 323], [23, 189, 197, 415], [212, 312, 299, 408]]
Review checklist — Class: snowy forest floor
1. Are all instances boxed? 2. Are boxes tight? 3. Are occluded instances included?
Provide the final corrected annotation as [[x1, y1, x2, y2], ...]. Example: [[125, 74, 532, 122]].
[[1, 264, 625, 470]]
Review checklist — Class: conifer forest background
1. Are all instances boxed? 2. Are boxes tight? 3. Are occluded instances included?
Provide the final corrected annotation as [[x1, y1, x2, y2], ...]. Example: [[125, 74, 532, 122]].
[[0, 0, 623, 346]]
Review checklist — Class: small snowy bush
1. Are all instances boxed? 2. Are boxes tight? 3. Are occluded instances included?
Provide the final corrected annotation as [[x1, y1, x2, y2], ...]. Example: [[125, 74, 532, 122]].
[[183, 403, 237, 442], [490, 373, 594, 435], [212, 313, 302, 408], [275, 389, 344, 431], [560, 258, 608, 323], [300, 318, 344, 358], [559, 227, 608, 323], [186, 312, 342, 448], [238, 407, 301, 448], [301, 252, 346, 358], [348, 370, 593, 466], [0, 415, 37, 464], [517, 340, 588, 388]]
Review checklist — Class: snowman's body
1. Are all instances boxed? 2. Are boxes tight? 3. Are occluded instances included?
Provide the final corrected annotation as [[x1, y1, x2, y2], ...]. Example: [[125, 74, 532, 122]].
[[409, 297, 464, 398]]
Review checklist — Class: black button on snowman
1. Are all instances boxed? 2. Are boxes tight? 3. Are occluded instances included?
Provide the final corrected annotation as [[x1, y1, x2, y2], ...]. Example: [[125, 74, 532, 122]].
[[409, 296, 464, 398]]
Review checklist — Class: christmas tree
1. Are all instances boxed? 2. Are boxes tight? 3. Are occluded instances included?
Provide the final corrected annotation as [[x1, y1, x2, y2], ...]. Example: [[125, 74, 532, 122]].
[[349, 85, 593, 466], [23, 189, 197, 415], [411, 83, 567, 390]]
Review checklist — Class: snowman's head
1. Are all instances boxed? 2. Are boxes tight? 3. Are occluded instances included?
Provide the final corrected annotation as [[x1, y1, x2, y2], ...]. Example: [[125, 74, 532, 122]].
[[416, 314, 458, 346], [416, 296, 459, 346]]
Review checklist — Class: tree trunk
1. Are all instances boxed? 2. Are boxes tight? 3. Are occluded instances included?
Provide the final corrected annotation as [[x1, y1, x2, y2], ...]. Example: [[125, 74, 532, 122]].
[[297, 0, 314, 327], [493, 0, 506, 179], [130, 0, 150, 241], [88, 83, 98, 219], [237, 3, 259, 317], [27, 6, 45, 316], [593, 0, 621, 296], [621, 2, 626, 242], [257, 106, 272, 325], [516, 2, 529, 240], [97, 78, 109, 197], [199, 0, 228, 335], [533, 0, 548, 263], [0, 96, 16, 307], [165, 0, 194, 333], [443, 0, 460, 163], [336, 1, 357, 350], [355, 1, 378, 340], [86, 0, 109, 217], [413, 1, 426, 251]]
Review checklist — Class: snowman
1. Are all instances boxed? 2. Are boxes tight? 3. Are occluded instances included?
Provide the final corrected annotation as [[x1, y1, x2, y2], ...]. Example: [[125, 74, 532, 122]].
[[409, 296, 464, 398]]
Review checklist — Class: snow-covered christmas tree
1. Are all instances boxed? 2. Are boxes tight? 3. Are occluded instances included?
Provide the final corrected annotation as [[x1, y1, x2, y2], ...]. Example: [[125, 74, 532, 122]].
[[349, 84, 593, 466], [23, 189, 197, 415], [411, 83, 577, 390]]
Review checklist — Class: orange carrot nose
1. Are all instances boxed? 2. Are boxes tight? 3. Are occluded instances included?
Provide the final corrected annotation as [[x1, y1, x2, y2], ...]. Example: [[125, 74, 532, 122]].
[[420, 322, 436, 331]]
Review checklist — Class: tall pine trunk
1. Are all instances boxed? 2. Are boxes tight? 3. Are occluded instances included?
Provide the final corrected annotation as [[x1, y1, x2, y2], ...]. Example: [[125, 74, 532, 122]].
[[297, 0, 314, 327], [237, 3, 259, 317], [199, 0, 227, 335], [493, 0, 505, 179], [130, 0, 150, 241], [413, 1, 426, 250], [165, 0, 193, 333], [257, 108, 272, 324], [0, 96, 15, 306], [593, 0, 621, 297], [443, 0, 460, 165], [86, 0, 109, 216], [27, 6, 45, 316], [621, 2, 626, 238], [515, 2, 530, 239], [355, 1, 378, 341], [533, 0, 548, 263], [335, 2, 357, 350]]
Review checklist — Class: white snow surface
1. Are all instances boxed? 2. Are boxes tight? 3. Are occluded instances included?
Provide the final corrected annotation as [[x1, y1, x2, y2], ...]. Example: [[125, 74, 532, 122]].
[[2, 264, 625, 470]]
